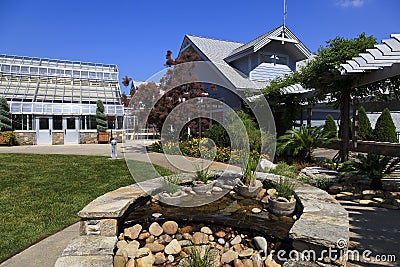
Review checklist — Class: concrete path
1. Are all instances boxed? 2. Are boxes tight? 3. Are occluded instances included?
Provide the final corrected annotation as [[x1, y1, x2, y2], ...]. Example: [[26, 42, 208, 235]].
[[0, 223, 79, 267]]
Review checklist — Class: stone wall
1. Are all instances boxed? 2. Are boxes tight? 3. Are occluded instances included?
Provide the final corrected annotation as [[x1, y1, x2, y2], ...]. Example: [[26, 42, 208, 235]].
[[80, 132, 98, 144], [14, 131, 36, 145], [52, 131, 64, 145], [109, 130, 124, 143]]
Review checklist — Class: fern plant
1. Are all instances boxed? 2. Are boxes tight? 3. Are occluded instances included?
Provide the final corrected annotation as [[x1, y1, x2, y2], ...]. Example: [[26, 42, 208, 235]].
[[342, 153, 400, 189], [276, 125, 337, 162]]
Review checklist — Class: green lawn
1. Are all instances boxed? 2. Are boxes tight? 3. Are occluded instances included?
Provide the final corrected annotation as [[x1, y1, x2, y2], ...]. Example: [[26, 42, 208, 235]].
[[0, 153, 172, 262]]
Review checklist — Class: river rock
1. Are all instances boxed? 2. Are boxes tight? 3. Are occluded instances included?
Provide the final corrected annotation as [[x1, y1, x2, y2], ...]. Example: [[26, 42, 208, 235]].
[[239, 248, 254, 257], [159, 234, 172, 244], [201, 226, 213, 235], [265, 254, 281, 267], [218, 238, 226, 245], [182, 233, 192, 240], [179, 226, 193, 234], [252, 208, 262, 214], [124, 240, 140, 258], [144, 243, 165, 253], [117, 240, 128, 249], [234, 258, 245, 267], [253, 236, 268, 256], [230, 235, 242, 245], [152, 213, 162, 218], [154, 252, 167, 265], [135, 247, 151, 258], [145, 235, 155, 244], [167, 254, 174, 262], [138, 232, 150, 240], [251, 253, 263, 267], [192, 232, 209, 245], [124, 224, 142, 240], [162, 221, 179, 235], [215, 230, 226, 238], [135, 252, 155, 267], [164, 239, 182, 255], [149, 222, 163, 236], [221, 250, 238, 264], [114, 255, 127, 267], [242, 259, 253, 267], [256, 189, 267, 201], [126, 258, 136, 267], [213, 186, 223, 192]]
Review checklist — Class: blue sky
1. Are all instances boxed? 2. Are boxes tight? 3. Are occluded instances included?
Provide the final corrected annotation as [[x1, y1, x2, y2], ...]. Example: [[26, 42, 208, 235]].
[[1, 0, 399, 94]]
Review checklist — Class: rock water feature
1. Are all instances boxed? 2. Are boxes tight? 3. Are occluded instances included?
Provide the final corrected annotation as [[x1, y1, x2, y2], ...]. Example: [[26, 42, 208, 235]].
[[114, 175, 298, 267], [55, 171, 350, 267]]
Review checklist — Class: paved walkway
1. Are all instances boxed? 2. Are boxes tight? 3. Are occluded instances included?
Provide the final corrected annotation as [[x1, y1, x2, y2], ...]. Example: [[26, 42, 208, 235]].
[[0, 143, 398, 266]]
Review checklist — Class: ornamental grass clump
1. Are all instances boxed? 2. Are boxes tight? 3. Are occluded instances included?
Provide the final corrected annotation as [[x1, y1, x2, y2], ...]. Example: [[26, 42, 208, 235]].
[[182, 245, 217, 267], [161, 175, 181, 194], [275, 177, 296, 200]]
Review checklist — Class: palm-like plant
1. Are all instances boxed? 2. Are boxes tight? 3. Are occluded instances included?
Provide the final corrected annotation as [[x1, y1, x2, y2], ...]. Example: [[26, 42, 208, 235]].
[[343, 153, 400, 189], [276, 125, 336, 162]]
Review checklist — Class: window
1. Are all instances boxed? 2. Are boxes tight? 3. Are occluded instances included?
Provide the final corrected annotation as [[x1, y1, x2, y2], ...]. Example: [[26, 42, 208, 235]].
[[53, 116, 63, 130], [30, 67, 38, 74], [39, 118, 49, 130], [21, 66, 29, 74], [39, 68, 47, 75], [66, 118, 76, 129], [259, 53, 288, 65], [12, 114, 33, 130], [80, 115, 97, 130], [1, 65, 11, 72]]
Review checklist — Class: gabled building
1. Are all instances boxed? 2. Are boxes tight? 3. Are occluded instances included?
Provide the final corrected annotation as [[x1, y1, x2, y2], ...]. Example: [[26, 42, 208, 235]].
[[0, 54, 124, 145], [178, 25, 312, 110]]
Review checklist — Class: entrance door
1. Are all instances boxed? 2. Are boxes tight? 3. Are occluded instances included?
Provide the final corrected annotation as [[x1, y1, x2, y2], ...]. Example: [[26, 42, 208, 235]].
[[36, 117, 52, 145], [64, 117, 79, 144]]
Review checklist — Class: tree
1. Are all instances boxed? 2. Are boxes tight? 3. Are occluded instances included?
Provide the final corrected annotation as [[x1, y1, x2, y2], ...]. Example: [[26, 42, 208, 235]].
[[204, 124, 230, 148], [372, 108, 398, 143], [96, 100, 108, 132], [357, 106, 372, 141], [264, 33, 384, 162], [0, 97, 12, 131], [322, 114, 337, 138]]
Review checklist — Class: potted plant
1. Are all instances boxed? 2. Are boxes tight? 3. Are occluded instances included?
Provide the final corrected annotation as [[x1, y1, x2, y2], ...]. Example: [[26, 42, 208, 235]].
[[236, 153, 263, 197], [158, 175, 186, 206], [192, 163, 216, 194], [268, 177, 297, 216], [96, 100, 109, 143]]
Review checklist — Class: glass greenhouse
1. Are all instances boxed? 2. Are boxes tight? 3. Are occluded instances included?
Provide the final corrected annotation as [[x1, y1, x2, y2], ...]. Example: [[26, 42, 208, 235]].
[[0, 54, 124, 145]]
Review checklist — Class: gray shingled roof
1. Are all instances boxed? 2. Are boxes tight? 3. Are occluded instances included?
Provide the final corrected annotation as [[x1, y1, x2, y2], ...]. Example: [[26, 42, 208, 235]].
[[185, 35, 268, 90]]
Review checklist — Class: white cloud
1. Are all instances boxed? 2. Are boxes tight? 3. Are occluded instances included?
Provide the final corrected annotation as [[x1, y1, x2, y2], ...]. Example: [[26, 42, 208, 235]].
[[336, 0, 364, 7]]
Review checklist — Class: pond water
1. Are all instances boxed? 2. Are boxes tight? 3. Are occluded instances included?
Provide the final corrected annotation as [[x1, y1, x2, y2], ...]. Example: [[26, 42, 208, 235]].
[[123, 192, 296, 242]]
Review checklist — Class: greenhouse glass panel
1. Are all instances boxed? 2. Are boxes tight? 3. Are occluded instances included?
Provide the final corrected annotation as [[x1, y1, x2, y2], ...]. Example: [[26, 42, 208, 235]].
[[30, 67, 38, 74], [22, 104, 33, 113]]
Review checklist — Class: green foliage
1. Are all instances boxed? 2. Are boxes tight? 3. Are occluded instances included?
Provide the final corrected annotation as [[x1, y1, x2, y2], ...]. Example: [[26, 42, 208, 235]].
[[372, 108, 398, 143], [357, 106, 373, 141], [322, 114, 337, 138], [0, 97, 12, 131], [182, 245, 217, 267], [96, 100, 108, 132], [314, 176, 333, 190], [0, 153, 172, 262], [276, 125, 337, 162], [268, 162, 298, 179], [161, 175, 181, 194], [275, 177, 296, 200], [240, 152, 259, 185], [204, 124, 230, 148], [0, 131, 19, 146], [193, 163, 212, 183], [342, 153, 400, 189]]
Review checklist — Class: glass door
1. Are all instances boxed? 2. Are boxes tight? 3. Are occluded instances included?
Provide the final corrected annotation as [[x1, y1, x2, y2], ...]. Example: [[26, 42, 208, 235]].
[[64, 117, 79, 144], [36, 117, 52, 144]]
